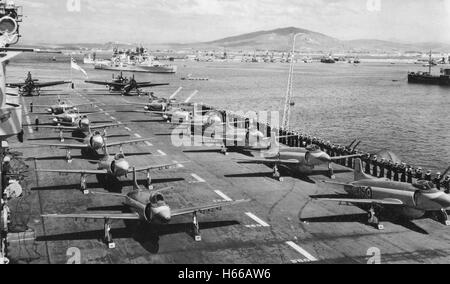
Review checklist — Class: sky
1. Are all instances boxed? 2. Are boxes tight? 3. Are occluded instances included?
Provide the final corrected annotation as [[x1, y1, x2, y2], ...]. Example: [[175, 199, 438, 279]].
[[17, 0, 450, 44]]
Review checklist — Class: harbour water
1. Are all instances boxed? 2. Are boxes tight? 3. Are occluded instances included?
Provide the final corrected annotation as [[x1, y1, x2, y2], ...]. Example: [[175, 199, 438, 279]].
[[9, 55, 450, 171]]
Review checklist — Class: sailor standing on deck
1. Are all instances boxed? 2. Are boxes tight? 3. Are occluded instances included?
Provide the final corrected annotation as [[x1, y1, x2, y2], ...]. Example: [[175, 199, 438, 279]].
[[372, 156, 378, 177], [400, 163, 407, 183], [434, 173, 442, 191], [386, 160, 393, 180], [425, 170, 432, 182], [393, 163, 400, 182], [415, 167, 423, 180], [379, 158, 386, 178], [443, 176, 450, 194], [407, 166, 414, 184]]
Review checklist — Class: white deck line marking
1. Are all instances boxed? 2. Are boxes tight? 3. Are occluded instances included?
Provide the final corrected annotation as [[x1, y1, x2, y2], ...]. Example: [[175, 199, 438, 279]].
[[110, 116, 116, 120], [172, 160, 184, 168], [286, 241, 318, 262], [191, 173, 206, 183], [124, 127, 132, 132], [8, 238, 35, 243], [214, 190, 232, 201], [157, 150, 167, 156], [134, 133, 142, 138], [245, 212, 270, 227], [26, 116, 34, 134], [104, 112, 110, 116], [145, 141, 153, 146]]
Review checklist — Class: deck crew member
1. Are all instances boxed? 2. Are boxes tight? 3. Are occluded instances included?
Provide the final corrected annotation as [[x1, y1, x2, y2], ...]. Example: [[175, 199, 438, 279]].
[[433, 172, 442, 191], [424, 170, 432, 182], [400, 163, 407, 183], [443, 176, 450, 194], [378, 158, 386, 178], [386, 160, 393, 180], [393, 163, 400, 182], [415, 168, 423, 180], [407, 167, 414, 184], [372, 156, 378, 177], [363, 154, 371, 174]]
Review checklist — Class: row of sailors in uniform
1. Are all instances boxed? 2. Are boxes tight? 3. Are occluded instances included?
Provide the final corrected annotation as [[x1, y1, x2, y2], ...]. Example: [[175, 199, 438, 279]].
[[290, 134, 450, 193]]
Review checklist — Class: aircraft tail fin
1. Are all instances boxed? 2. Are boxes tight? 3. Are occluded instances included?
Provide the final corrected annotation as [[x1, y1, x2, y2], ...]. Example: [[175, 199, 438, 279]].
[[354, 158, 372, 181]]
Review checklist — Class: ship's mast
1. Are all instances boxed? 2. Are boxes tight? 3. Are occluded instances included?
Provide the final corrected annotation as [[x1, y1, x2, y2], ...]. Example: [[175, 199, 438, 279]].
[[282, 33, 304, 130], [429, 50, 432, 75]]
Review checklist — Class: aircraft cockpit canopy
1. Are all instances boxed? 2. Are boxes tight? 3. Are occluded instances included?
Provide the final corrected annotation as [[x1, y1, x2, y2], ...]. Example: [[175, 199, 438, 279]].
[[413, 180, 436, 191], [306, 144, 321, 152], [150, 193, 165, 205], [114, 153, 125, 160]]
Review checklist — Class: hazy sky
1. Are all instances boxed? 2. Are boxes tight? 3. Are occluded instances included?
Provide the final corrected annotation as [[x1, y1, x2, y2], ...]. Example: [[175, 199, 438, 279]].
[[18, 0, 450, 44]]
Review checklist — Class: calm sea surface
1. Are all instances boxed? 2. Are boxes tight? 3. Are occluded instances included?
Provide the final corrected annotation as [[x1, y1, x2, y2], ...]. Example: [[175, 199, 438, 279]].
[[9, 54, 450, 171]]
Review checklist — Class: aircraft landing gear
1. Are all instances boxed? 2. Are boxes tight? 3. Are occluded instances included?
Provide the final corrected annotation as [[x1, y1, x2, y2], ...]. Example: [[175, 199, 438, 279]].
[[80, 174, 89, 195], [103, 218, 115, 249], [192, 212, 201, 242], [147, 170, 153, 190], [220, 144, 228, 156], [59, 130, 64, 142], [438, 209, 450, 226], [368, 206, 384, 230], [328, 163, 335, 180], [66, 149, 72, 164], [273, 165, 283, 182]]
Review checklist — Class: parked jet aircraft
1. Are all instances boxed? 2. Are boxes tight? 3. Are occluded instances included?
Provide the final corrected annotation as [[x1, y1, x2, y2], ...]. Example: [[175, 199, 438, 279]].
[[7, 72, 72, 96], [85, 74, 169, 96], [37, 145, 183, 194], [316, 159, 450, 230], [125, 87, 183, 112], [30, 96, 94, 115], [31, 130, 153, 162], [36, 109, 121, 133], [41, 167, 249, 248], [235, 133, 361, 181]]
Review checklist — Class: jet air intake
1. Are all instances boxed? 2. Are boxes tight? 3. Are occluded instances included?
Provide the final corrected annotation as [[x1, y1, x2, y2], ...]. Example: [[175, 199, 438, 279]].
[[0, 16, 17, 35]]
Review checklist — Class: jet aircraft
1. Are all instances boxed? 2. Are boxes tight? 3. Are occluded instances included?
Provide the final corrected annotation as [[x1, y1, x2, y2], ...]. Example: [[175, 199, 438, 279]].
[[315, 159, 450, 230], [41, 167, 249, 248], [37, 144, 184, 194], [235, 133, 361, 181]]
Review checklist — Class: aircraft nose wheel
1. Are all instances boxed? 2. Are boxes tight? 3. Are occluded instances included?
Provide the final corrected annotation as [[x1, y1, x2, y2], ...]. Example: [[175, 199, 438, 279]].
[[80, 174, 89, 195], [104, 219, 115, 249], [273, 165, 283, 182], [368, 207, 384, 230], [147, 170, 153, 190], [328, 163, 336, 179], [192, 213, 201, 242]]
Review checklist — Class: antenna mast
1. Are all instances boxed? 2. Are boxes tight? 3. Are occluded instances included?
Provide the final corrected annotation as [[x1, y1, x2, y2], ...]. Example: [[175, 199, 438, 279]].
[[282, 33, 303, 130]]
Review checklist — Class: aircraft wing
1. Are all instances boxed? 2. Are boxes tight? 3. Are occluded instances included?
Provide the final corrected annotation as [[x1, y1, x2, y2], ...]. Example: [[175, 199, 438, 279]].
[[318, 198, 404, 206], [236, 158, 300, 165], [330, 154, 362, 161], [136, 82, 170, 88], [42, 213, 140, 220], [6, 83, 25, 87], [106, 138, 153, 148], [172, 199, 250, 217], [36, 125, 78, 131], [90, 123, 124, 130], [132, 162, 181, 173], [36, 81, 71, 88], [30, 143, 88, 150], [37, 169, 108, 175], [85, 80, 125, 87]]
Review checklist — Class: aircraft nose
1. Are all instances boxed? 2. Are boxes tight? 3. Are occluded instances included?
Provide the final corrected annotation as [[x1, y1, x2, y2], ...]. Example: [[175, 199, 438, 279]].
[[80, 118, 90, 129], [92, 136, 104, 150], [435, 193, 450, 210], [154, 206, 171, 223], [47, 108, 53, 113], [308, 151, 331, 164], [115, 160, 130, 177]]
